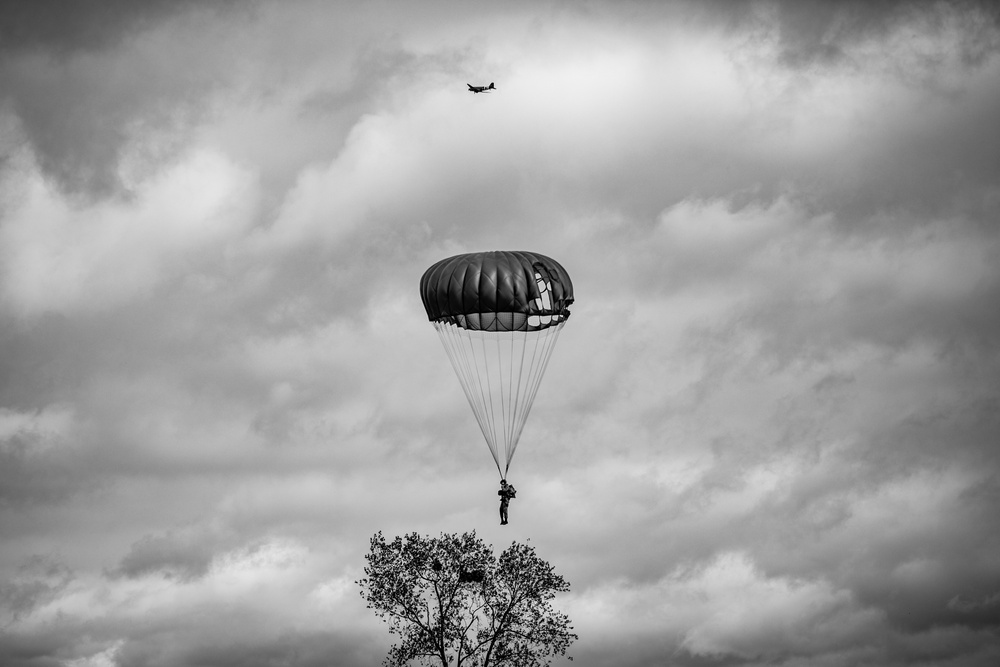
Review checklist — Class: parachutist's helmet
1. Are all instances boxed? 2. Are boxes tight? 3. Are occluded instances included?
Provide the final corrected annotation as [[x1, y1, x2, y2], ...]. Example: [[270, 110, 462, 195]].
[[501, 479, 507, 485]]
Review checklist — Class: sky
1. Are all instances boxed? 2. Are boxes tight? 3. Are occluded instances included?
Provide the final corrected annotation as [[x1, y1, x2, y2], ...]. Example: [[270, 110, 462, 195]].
[[1, 1, 999, 665]]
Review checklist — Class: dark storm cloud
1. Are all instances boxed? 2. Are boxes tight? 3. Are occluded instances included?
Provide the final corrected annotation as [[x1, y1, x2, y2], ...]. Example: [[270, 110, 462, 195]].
[[0, 393, 86, 509], [110, 529, 229, 582], [771, 0, 907, 67], [0, 1, 252, 196], [114, 629, 379, 667], [0, 0, 486, 199], [0, 556, 72, 624], [764, 0, 1000, 67], [1, 605, 381, 667], [0, 433, 82, 508], [0, 0, 244, 56]]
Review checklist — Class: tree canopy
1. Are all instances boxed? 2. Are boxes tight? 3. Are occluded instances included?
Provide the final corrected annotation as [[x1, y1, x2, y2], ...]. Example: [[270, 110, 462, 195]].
[[357, 531, 577, 667]]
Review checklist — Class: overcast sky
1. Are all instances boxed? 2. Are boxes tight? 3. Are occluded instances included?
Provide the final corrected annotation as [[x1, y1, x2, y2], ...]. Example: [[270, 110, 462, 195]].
[[2, 1, 1000, 666]]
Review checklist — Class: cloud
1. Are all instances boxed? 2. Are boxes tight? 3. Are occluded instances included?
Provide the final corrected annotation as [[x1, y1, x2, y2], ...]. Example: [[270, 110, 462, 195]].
[[677, 553, 880, 659], [110, 526, 234, 582], [0, 1, 251, 195], [0, 405, 83, 506], [564, 551, 883, 665], [3, 536, 384, 667], [1, 2, 999, 666], [0, 150, 258, 318], [0, 555, 73, 626], [0, 1, 241, 56]]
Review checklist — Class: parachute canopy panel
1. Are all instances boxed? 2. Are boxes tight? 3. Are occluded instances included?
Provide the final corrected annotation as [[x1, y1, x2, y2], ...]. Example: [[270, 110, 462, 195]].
[[420, 250, 573, 332]]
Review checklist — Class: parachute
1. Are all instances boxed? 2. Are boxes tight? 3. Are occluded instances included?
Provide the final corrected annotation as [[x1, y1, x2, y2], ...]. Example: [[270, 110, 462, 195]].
[[420, 251, 574, 477]]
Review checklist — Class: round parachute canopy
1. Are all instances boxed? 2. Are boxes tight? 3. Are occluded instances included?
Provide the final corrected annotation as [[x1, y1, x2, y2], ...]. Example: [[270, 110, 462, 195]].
[[420, 250, 573, 332], [420, 251, 574, 477]]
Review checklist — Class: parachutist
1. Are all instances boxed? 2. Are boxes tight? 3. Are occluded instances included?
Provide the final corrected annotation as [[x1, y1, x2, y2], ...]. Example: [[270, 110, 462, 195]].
[[498, 479, 516, 525]]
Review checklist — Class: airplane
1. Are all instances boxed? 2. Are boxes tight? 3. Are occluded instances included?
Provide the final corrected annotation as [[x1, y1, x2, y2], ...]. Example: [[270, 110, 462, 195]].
[[467, 82, 496, 93]]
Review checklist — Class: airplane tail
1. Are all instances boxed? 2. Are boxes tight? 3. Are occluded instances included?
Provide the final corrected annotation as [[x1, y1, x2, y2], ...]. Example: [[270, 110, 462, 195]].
[[488, 82, 495, 89]]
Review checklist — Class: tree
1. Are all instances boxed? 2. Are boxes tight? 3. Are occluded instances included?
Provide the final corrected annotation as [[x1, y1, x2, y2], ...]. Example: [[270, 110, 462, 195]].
[[358, 531, 577, 667]]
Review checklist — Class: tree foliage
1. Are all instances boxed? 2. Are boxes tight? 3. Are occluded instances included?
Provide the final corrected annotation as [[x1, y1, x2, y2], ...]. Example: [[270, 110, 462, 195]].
[[358, 531, 577, 667]]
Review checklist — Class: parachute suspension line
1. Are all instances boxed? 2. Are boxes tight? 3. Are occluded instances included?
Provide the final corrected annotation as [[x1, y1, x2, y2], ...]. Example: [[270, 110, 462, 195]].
[[433, 320, 566, 477], [434, 324, 478, 435], [493, 330, 515, 473], [507, 321, 565, 466], [504, 328, 518, 473], [479, 334, 507, 472], [435, 323, 499, 469], [479, 330, 500, 467], [505, 327, 540, 471], [504, 331, 545, 470], [466, 327, 502, 469], [466, 327, 504, 470], [505, 327, 531, 473], [471, 329, 502, 470], [496, 331, 514, 470], [454, 326, 497, 463]]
